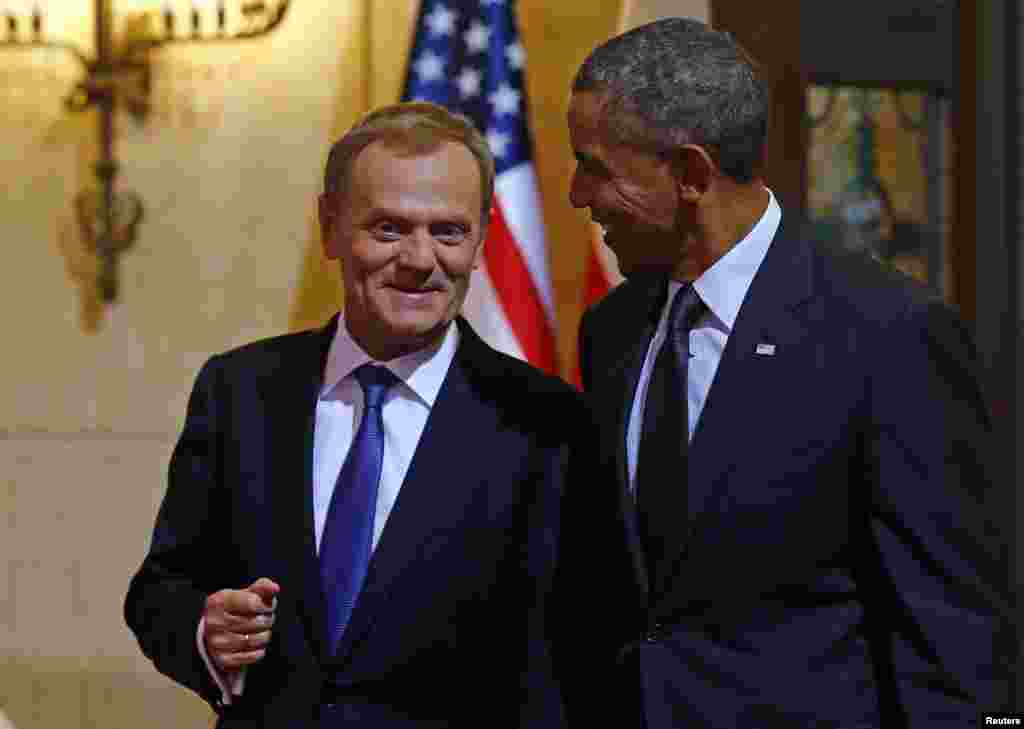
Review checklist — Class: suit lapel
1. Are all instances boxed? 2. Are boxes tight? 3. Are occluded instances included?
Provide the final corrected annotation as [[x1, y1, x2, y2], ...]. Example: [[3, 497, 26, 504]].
[[328, 319, 502, 666], [600, 277, 668, 599], [655, 214, 816, 598], [264, 316, 336, 666]]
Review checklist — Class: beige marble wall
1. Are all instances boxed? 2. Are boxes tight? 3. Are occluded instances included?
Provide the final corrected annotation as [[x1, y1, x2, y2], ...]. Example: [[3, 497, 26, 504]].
[[3, 1, 366, 725], [621, 0, 709, 29], [0, 1, 706, 727], [2, 436, 214, 728]]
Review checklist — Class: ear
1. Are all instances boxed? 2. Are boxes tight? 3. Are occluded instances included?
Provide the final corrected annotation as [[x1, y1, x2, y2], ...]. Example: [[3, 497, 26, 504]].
[[472, 208, 492, 270], [471, 230, 486, 270], [670, 145, 717, 204], [318, 193, 339, 260]]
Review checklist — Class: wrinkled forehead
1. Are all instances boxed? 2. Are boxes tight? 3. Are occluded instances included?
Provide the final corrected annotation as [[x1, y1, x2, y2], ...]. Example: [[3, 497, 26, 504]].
[[370, 129, 460, 158], [568, 90, 658, 160], [567, 91, 619, 156], [347, 140, 484, 218], [347, 139, 479, 191]]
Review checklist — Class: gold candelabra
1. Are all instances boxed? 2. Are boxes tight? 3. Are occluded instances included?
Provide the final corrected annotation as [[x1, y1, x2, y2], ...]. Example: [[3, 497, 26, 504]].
[[1, 0, 291, 302]]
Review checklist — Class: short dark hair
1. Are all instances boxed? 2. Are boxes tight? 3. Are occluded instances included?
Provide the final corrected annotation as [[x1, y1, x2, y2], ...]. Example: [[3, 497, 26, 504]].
[[323, 102, 495, 226], [573, 17, 769, 183]]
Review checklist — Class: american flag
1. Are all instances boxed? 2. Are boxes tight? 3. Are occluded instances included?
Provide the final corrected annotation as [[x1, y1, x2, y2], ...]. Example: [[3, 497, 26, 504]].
[[403, 0, 558, 375]]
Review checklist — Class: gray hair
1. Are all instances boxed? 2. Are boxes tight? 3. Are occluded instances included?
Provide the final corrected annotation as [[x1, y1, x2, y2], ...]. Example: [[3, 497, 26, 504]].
[[323, 101, 495, 226], [573, 17, 768, 183]]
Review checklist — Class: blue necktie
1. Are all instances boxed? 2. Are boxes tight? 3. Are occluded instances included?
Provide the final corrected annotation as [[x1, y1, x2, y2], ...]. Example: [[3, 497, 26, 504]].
[[319, 363, 398, 655]]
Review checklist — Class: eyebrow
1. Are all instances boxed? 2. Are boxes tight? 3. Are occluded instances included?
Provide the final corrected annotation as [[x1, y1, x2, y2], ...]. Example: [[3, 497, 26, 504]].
[[363, 207, 476, 226]]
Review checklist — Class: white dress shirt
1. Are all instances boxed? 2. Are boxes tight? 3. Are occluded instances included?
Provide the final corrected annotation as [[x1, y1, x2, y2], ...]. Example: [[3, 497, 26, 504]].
[[199, 318, 459, 704], [313, 319, 458, 552], [626, 189, 781, 493]]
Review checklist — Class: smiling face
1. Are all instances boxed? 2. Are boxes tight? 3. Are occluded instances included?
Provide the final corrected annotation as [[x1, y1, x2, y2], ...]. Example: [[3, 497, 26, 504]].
[[567, 91, 688, 277], [319, 139, 484, 361]]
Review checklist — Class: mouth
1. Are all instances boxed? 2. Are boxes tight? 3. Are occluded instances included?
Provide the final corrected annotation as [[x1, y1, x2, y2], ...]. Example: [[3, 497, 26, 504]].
[[390, 285, 441, 293], [386, 285, 445, 305]]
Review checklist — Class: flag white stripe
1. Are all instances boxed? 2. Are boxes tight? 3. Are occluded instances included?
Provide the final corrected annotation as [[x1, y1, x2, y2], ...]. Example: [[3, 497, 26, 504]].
[[494, 163, 557, 326], [462, 265, 528, 361]]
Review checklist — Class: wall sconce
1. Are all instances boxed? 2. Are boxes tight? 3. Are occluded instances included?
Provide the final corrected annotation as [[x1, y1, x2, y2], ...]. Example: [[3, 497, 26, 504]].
[[1, 0, 291, 303]]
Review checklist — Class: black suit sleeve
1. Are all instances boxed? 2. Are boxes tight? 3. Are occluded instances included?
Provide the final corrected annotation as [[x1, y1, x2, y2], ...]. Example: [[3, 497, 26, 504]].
[[578, 308, 595, 394], [864, 298, 1016, 723], [124, 355, 231, 708], [552, 312, 637, 728], [516, 428, 573, 729]]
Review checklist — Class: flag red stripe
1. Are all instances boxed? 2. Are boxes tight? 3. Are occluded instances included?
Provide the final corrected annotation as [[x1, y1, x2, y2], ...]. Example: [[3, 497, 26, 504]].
[[583, 245, 613, 307], [484, 200, 558, 375], [573, 240, 616, 389]]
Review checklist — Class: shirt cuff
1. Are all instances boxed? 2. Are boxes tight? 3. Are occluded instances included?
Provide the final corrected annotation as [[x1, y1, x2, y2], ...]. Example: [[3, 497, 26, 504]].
[[196, 615, 246, 705]]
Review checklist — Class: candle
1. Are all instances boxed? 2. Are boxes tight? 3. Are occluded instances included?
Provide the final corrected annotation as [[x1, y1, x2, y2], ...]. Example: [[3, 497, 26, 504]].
[[191, 0, 216, 37], [5, 1, 17, 38], [162, 1, 174, 37]]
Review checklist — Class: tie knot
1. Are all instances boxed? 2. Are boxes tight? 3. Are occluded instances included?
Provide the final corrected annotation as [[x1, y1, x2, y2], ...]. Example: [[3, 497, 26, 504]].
[[667, 283, 705, 335], [353, 364, 399, 409]]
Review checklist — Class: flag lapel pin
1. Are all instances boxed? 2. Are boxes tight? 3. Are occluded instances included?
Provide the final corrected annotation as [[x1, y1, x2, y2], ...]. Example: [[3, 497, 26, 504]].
[[755, 343, 776, 356]]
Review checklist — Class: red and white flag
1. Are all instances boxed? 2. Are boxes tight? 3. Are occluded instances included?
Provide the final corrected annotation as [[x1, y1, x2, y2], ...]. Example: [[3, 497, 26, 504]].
[[404, 0, 558, 375]]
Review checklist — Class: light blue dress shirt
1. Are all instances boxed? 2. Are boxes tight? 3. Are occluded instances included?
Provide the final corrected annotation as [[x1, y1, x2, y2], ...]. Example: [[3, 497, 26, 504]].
[[625, 190, 782, 494]]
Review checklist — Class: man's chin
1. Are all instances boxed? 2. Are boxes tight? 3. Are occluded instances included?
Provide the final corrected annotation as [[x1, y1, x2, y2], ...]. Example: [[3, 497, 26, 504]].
[[379, 316, 452, 351]]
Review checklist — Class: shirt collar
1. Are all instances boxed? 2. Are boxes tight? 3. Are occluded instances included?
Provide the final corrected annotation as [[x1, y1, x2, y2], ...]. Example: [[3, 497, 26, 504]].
[[685, 188, 781, 332], [320, 319, 459, 407]]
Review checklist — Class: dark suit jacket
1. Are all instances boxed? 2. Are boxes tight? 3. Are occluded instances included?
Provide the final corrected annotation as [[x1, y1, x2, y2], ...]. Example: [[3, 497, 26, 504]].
[[125, 316, 585, 728], [557, 213, 1016, 728]]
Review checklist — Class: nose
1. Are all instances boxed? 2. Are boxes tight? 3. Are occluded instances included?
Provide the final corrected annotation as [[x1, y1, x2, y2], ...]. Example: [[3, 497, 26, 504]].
[[568, 168, 593, 210], [396, 227, 436, 272]]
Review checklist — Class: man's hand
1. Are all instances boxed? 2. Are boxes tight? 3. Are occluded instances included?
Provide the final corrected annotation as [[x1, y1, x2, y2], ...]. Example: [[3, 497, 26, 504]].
[[202, 578, 280, 673]]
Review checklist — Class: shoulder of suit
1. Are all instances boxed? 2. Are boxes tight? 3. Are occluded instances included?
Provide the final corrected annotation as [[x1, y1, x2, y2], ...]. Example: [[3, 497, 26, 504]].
[[472, 344, 580, 400], [207, 326, 325, 369], [583, 274, 658, 328], [801, 234, 980, 385], [459, 334, 586, 422], [805, 235, 951, 329]]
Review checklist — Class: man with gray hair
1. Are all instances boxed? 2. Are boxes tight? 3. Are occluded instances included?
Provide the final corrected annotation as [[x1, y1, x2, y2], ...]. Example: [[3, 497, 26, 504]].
[[126, 101, 583, 728], [554, 17, 1015, 727]]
